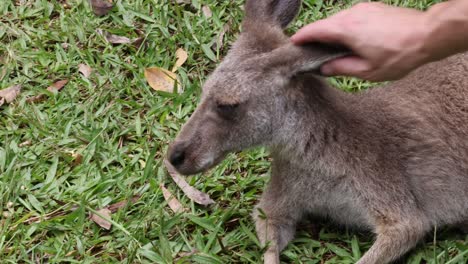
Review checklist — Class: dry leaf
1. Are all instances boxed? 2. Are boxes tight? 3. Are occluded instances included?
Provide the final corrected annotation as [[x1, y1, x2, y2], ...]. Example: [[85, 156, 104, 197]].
[[176, 248, 199, 260], [88, 196, 139, 230], [202, 5, 212, 18], [164, 160, 215, 205], [19, 140, 32, 147], [132, 36, 145, 49], [212, 23, 231, 51], [172, 48, 188, 72], [144, 67, 182, 93], [90, 0, 113, 16], [89, 208, 112, 230], [107, 195, 140, 213], [26, 80, 67, 103], [0, 85, 21, 105], [78, 63, 93, 78], [47, 80, 68, 92], [26, 95, 46, 103], [71, 153, 83, 166], [96, 29, 132, 44], [160, 184, 186, 213]]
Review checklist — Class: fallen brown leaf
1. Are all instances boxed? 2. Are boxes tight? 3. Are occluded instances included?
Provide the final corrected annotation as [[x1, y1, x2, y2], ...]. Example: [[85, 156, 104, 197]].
[[144, 67, 182, 93], [107, 195, 140, 213], [212, 23, 231, 52], [176, 248, 199, 260], [78, 63, 93, 78], [71, 152, 83, 166], [25, 95, 46, 103], [96, 29, 133, 44], [0, 85, 21, 106], [160, 184, 186, 213], [47, 80, 68, 92], [164, 160, 215, 205], [172, 48, 188, 72], [19, 140, 32, 147], [90, 0, 113, 16], [89, 208, 112, 230], [202, 5, 212, 18], [132, 36, 145, 49], [26, 80, 68, 103], [88, 196, 140, 230]]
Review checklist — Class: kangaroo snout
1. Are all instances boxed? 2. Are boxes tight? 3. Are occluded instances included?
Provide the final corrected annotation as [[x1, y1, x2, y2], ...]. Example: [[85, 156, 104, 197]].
[[167, 140, 199, 175], [167, 136, 224, 175], [168, 141, 187, 168]]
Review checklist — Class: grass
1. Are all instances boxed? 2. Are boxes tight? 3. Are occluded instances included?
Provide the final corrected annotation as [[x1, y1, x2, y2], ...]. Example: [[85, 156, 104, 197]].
[[0, 0, 466, 263]]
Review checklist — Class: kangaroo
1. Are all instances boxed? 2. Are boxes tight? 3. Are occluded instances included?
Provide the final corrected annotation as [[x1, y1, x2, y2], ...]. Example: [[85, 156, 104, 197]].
[[167, 0, 468, 263]]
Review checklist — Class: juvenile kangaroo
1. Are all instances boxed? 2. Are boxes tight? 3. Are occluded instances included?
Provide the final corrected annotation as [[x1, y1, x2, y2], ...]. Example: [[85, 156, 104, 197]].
[[167, 0, 468, 263]]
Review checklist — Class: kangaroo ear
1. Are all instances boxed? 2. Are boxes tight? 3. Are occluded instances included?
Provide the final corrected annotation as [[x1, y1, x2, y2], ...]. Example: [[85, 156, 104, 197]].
[[245, 0, 302, 28], [292, 43, 352, 75], [265, 43, 352, 77]]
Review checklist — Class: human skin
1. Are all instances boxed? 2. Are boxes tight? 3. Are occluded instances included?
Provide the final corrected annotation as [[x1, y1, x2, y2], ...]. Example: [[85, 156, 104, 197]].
[[291, 0, 468, 81]]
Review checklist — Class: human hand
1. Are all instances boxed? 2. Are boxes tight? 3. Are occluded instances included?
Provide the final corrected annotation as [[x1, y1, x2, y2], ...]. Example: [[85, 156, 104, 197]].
[[291, 2, 430, 81]]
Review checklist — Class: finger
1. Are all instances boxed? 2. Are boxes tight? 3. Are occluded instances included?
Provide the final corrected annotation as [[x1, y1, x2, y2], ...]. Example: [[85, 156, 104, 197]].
[[291, 20, 344, 45], [320, 56, 373, 79]]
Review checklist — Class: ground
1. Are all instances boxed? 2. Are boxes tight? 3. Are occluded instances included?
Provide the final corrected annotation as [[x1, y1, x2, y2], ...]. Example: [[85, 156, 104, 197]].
[[0, 0, 467, 263]]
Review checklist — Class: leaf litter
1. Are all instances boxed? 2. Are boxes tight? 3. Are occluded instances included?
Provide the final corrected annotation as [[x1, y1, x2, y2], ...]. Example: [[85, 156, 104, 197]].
[[90, 0, 113, 16], [164, 159, 215, 206], [144, 68, 180, 93], [47, 80, 68, 92], [0, 85, 21, 106], [172, 48, 188, 72], [95, 29, 145, 47], [27, 80, 68, 103], [21, 195, 140, 231], [160, 184, 187, 214], [212, 22, 231, 52], [78, 63, 93, 78], [89, 195, 140, 230], [202, 5, 212, 18], [90, 208, 112, 230], [145, 48, 188, 93]]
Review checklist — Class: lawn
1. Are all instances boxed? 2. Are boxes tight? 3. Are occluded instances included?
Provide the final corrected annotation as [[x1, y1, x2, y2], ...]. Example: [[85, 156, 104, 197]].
[[1, 0, 467, 263]]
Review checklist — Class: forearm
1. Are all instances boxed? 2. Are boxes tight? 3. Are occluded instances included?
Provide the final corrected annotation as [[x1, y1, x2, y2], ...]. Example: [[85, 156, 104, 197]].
[[422, 0, 468, 62]]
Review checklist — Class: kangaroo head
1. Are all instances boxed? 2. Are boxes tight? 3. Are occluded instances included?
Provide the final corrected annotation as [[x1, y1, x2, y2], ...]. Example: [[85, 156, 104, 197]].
[[168, 0, 348, 175]]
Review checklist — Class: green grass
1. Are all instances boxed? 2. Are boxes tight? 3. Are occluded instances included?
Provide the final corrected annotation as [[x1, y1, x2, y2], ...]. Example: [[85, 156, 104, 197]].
[[1, 0, 466, 263]]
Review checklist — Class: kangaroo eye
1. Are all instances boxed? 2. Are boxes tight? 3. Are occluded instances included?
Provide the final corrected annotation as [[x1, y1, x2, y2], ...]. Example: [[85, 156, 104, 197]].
[[216, 102, 240, 119]]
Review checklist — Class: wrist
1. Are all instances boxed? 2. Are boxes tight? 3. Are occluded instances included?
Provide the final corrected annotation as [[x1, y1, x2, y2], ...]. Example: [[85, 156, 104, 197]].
[[397, 10, 433, 72], [412, 11, 436, 66], [421, 0, 468, 63]]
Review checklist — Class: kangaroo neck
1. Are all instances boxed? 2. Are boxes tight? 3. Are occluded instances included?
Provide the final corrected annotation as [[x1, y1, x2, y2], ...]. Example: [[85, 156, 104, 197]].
[[273, 76, 356, 165]]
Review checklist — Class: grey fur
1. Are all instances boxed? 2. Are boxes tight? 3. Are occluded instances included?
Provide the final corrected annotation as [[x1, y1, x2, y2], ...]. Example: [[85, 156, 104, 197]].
[[168, 0, 468, 263]]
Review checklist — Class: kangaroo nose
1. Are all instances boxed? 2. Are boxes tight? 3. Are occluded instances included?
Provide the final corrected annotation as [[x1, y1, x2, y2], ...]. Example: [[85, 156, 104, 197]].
[[169, 144, 186, 167]]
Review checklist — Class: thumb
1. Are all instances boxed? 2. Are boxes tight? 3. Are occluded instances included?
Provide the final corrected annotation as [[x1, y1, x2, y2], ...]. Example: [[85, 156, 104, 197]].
[[320, 56, 373, 79], [291, 20, 342, 45]]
